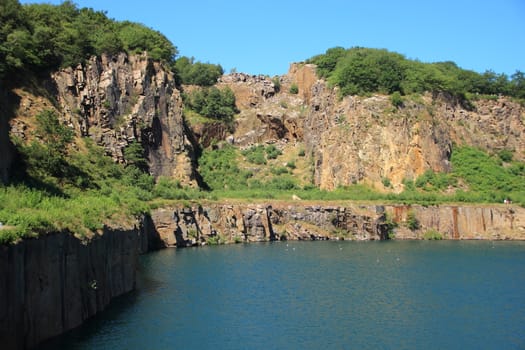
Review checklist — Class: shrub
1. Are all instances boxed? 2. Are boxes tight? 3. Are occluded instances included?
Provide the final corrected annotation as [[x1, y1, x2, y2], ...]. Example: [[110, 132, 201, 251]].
[[265, 145, 282, 159], [199, 145, 251, 190], [271, 167, 289, 175], [289, 83, 299, 94], [423, 229, 443, 240], [390, 91, 404, 108], [286, 161, 296, 169], [406, 210, 419, 230], [498, 149, 514, 162], [184, 87, 238, 122], [242, 145, 267, 165]]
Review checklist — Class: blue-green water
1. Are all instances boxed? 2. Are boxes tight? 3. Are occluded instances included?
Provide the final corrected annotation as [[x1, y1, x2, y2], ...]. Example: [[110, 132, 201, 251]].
[[39, 241, 525, 349]]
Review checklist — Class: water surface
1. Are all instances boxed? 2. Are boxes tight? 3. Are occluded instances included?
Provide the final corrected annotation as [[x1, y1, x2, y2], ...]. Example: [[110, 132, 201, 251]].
[[39, 241, 525, 349]]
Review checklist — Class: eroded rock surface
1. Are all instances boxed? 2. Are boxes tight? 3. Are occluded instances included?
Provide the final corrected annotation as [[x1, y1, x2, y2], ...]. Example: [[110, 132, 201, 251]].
[[52, 53, 198, 186]]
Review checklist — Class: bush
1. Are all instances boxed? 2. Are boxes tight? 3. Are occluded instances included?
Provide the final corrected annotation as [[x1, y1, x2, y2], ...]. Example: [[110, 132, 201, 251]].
[[242, 145, 267, 165], [265, 145, 282, 159], [1, 2, 177, 81], [390, 91, 404, 108], [286, 161, 296, 169], [406, 210, 419, 231], [498, 149, 514, 162], [289, 83, 299, 94], [199, 145, 251, 190], [184, 87, 238, 122], [423, 229, 443, 240]]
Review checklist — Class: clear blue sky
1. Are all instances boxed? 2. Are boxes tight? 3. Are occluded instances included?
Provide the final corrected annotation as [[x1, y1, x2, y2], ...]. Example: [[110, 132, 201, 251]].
[[20, 0, 525, 77]]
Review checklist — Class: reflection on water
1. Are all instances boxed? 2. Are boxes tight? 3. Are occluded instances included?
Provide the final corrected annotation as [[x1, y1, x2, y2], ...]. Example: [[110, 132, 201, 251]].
[[38, 241, 525, 349]]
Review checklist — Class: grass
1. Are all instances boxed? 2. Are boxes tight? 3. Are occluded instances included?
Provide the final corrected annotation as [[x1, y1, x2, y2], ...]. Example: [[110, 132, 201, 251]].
[[3, 131, 525, 246]]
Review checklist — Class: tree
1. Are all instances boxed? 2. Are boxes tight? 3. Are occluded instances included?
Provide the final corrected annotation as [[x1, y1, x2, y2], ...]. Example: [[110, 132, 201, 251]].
[[174, 56, 223, 86], [185, 87, 238, 121], [510, 70, 525, 99], [124, 141, 148, 172]]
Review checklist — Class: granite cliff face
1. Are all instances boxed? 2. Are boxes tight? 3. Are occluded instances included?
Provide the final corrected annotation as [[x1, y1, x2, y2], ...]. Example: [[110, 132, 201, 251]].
[[215, 64, 525, 191], [50, 53, 197, 186]]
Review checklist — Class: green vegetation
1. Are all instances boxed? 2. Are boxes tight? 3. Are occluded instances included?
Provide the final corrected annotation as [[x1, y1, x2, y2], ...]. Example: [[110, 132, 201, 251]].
[[1, 0, 177, 82], [174, 56, 223, 86], [184, 87, 238, 123], [307, 47, 525, 99], [289, 83, 299, 94], [198, 145, 253, 190], [423, 229, 443, 240], [1, 109, 206, 244], [198, 145, 525, 206], [390, 91, 404, 108], [406, 210, 419, 231], [241, 145, 282, 165]]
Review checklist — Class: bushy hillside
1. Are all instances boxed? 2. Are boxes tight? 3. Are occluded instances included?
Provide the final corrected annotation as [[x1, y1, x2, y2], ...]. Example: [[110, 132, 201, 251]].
[[307, 47, 525, 99]]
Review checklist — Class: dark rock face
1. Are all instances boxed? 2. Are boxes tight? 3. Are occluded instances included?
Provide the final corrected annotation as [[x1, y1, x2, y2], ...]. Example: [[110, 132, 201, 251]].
[[0, 87, 15, 184], [52, 53, 198, 186], [0, 220, 162, 350]]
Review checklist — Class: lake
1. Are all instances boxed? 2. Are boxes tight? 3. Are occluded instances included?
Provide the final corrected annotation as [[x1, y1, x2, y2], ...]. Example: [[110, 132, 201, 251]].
[[38, 240, 525, 349]]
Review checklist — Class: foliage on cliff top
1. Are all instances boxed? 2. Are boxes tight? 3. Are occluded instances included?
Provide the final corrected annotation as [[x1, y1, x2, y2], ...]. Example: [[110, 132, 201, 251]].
[[307, 47, 525, 99], [183, 86, 238, 123], [0, 0, 177, 82], [174, 56, 224, 86]]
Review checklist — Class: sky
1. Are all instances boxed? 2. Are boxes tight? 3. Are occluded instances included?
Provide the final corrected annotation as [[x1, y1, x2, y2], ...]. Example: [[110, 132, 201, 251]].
[[20, 0, 525, 77]]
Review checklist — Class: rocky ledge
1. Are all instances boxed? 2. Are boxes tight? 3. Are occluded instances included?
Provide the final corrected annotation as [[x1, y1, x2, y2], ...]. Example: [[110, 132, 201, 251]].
[[150, 202, 525, 247]]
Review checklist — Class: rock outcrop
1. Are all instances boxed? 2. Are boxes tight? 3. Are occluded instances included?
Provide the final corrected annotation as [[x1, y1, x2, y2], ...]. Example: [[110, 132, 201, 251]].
[[150, 203, 394, 246], [390, 204, 525, 240], [216, 64, 525, 191], [0, 217, 161, 350], [149, 203, 525, 247], [52, 53, 198, 186]]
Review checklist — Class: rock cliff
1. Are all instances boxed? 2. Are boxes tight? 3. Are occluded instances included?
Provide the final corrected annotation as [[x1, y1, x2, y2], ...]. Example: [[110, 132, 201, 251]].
[[51, 53, 197, 186], [215, 64, 525, 191], [0, 217, 162, 350], [148, 202, 525, 247]]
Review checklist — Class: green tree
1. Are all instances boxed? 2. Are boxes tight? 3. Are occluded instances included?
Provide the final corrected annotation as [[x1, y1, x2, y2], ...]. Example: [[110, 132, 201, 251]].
[[124, 141, 148, 172], [174, 56, 223, 86], [307, 46, 346, 78], [185, 87, 238, 121], [510, 70, 525, 99]]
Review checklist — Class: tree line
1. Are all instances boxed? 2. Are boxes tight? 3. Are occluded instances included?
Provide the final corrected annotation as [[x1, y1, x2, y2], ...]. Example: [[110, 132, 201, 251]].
[[307, 47, 525, 99], [0, 0, 223, 86], [0, 0, 177, 80]]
